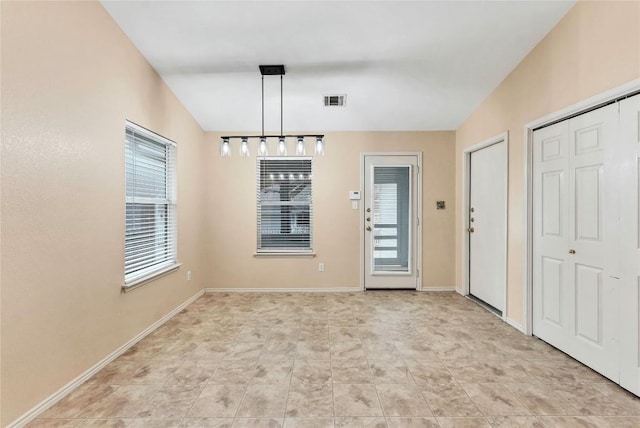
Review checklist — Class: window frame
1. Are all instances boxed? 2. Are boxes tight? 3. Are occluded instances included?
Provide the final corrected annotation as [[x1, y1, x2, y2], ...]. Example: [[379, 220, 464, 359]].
[[256, 156, 314, 255], [123, 121, 178, 289]]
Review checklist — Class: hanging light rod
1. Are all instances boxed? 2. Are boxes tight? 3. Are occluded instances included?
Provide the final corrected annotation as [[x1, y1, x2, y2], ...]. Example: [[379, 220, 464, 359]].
[[220, 65, 326, 157], [221, 134, 324, 139]]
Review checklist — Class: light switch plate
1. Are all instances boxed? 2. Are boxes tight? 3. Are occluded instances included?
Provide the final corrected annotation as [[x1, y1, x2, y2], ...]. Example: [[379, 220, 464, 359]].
[[349, 191, 361, 200]]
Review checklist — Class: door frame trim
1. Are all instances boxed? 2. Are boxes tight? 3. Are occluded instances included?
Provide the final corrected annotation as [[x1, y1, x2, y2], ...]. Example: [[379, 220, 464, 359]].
[[461, 132, 509, 321], [360, 152, 423, 291], [522, 78, 640, 335]]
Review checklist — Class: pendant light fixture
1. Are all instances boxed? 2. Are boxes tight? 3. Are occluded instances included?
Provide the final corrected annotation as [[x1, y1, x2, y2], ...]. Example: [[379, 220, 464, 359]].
[[220, 65, 325, 157]]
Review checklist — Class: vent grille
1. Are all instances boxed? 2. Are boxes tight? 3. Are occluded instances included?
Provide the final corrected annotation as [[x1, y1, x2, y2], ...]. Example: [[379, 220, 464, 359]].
[[323, 95, 346, 107]]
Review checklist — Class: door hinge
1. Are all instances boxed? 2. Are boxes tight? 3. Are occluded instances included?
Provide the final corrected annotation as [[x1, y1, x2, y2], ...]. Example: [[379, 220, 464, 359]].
[[417, 217, 420, 226], [417, 269, 420, 277]]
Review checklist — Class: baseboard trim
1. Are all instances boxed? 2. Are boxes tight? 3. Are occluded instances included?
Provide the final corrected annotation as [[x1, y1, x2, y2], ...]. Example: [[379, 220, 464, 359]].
[[205, 287, 362, 293], [506, 317, 526, 334], [420, 287, 456, 292], [7, 289, 205, 428]]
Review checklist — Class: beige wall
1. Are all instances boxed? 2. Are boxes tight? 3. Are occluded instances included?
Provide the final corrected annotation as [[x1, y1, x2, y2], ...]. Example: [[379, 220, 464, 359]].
[[205, 131, 456, 291], [455, 0, 640, 325], [0, 2, 207, 425]]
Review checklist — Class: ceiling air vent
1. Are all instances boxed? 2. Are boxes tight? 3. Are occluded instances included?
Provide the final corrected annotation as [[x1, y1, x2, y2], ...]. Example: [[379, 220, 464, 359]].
[[323, 94, 346, 107]]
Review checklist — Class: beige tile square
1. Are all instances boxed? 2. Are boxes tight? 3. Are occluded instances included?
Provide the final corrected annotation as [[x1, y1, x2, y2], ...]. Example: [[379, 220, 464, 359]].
[[292, 360, 332, 385], [283, 418, 334, 428], [224, 342, 264, 361], [332, 360, 373, 384], [369, 361, 413, 385], [436, 417, 491, 428], [485, 416, 544, 427], [180, 418, 234, 427], [333, 384, 383, 417], [232, 418, 283, 428], [376, 384, 431, 417], [166, 360, 218, 385], [236, 384, 289, 418], [252, 361, 293, 384], [188, 384, 246, 418], [405, 360, 453, 385], [462, 383, 530, 416], [503, 383, 578, 415], [331, 342, 366, 360], [386, 417, 439, 428], [419, 383, 481, 417], [334, 417, 386, 427], [296, 342, 331, 360], [127, 419, 183, 427], [210, 360, 257, 384], [285, 383, 334, 417]]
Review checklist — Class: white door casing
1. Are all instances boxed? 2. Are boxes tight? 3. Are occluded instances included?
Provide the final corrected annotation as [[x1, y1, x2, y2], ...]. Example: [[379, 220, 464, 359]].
[[468, 141, 508, 312], [619, 94, 640, 395], [363, 154, 420, 289], [532, 103, 619, 381]]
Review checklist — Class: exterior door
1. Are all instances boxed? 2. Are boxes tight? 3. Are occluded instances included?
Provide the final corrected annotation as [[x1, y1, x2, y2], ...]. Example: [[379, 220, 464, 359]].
[[468, 141, 507, 313], [363, 155, 419, 289], [619, 94, 640, 395], [533, 103, 619, 381]]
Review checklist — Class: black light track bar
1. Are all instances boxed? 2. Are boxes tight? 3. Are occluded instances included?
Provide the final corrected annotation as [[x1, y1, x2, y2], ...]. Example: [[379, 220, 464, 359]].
[[259, 65, 285, 76], [221, 134, 324, 139]]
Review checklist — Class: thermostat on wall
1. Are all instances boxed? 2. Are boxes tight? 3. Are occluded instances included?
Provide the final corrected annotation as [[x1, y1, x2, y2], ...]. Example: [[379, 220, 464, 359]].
[[349, 191, 361, 200]]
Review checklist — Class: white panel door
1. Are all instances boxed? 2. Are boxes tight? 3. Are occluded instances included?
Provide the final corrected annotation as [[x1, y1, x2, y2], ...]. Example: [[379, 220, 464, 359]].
[[469, 141, 507, 312], [533, 103, 619, 381], [363, 155, 419, 289], [619, 94, 640, 395]]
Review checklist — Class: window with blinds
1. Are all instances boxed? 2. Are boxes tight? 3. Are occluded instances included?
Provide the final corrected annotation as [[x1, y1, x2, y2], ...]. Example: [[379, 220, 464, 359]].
[[124, 122, 177, 285], [257, 158, 313, 252]]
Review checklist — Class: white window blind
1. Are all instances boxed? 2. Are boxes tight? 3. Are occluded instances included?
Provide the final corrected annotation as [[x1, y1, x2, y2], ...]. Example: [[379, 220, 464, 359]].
[[257, 157, 313, 252], [125, 122, 177, 285]]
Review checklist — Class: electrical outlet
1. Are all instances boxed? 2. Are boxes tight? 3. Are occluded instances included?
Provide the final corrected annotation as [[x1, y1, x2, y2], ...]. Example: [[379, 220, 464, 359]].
[[187, 270, 192, 281], [318, 263, 325, 272]]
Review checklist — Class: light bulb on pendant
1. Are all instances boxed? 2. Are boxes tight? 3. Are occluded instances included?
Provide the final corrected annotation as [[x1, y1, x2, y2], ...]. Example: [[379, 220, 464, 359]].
[[315, 136, 325, 156], [277, 137, 287, 156], [258, 137, 268, 156], [220, 138, 231, 157], [240, 137, 249, 157], [296, 137, 306, 155]]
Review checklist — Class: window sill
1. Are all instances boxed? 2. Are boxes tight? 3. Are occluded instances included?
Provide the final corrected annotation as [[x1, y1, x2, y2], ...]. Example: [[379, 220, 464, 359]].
[[122, 263, 182, 293], [253, 252, 316, 258]]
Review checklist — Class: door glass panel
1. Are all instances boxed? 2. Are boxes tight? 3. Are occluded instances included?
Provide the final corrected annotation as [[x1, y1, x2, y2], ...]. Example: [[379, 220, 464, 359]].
[[373, 166, 410, 272]]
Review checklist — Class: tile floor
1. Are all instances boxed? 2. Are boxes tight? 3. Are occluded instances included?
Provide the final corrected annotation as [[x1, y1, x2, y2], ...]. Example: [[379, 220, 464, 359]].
[[29, 291, 640, 427]]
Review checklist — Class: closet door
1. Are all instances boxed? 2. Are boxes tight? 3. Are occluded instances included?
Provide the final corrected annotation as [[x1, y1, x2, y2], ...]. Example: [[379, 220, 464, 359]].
[[619, 94, 640, 395], [533, 103, 619, 381]]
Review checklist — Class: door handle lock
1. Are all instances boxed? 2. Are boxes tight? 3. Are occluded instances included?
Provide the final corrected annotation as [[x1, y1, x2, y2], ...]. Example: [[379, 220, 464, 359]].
[[366, 217, 371, 222], [366, 226, 372, 232], [467, 227, 475, 233], [569, 249, 576, 254]]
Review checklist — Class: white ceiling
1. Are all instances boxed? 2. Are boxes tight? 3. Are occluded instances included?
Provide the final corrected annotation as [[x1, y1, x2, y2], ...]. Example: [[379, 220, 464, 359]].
[[101, 1, 576, 132]]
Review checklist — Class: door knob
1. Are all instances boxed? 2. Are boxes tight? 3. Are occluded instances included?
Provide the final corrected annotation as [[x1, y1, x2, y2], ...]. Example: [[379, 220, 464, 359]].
[[468, 227, 475, 233], [569, 249, 576, 254], [366, 226, 372, 232]]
